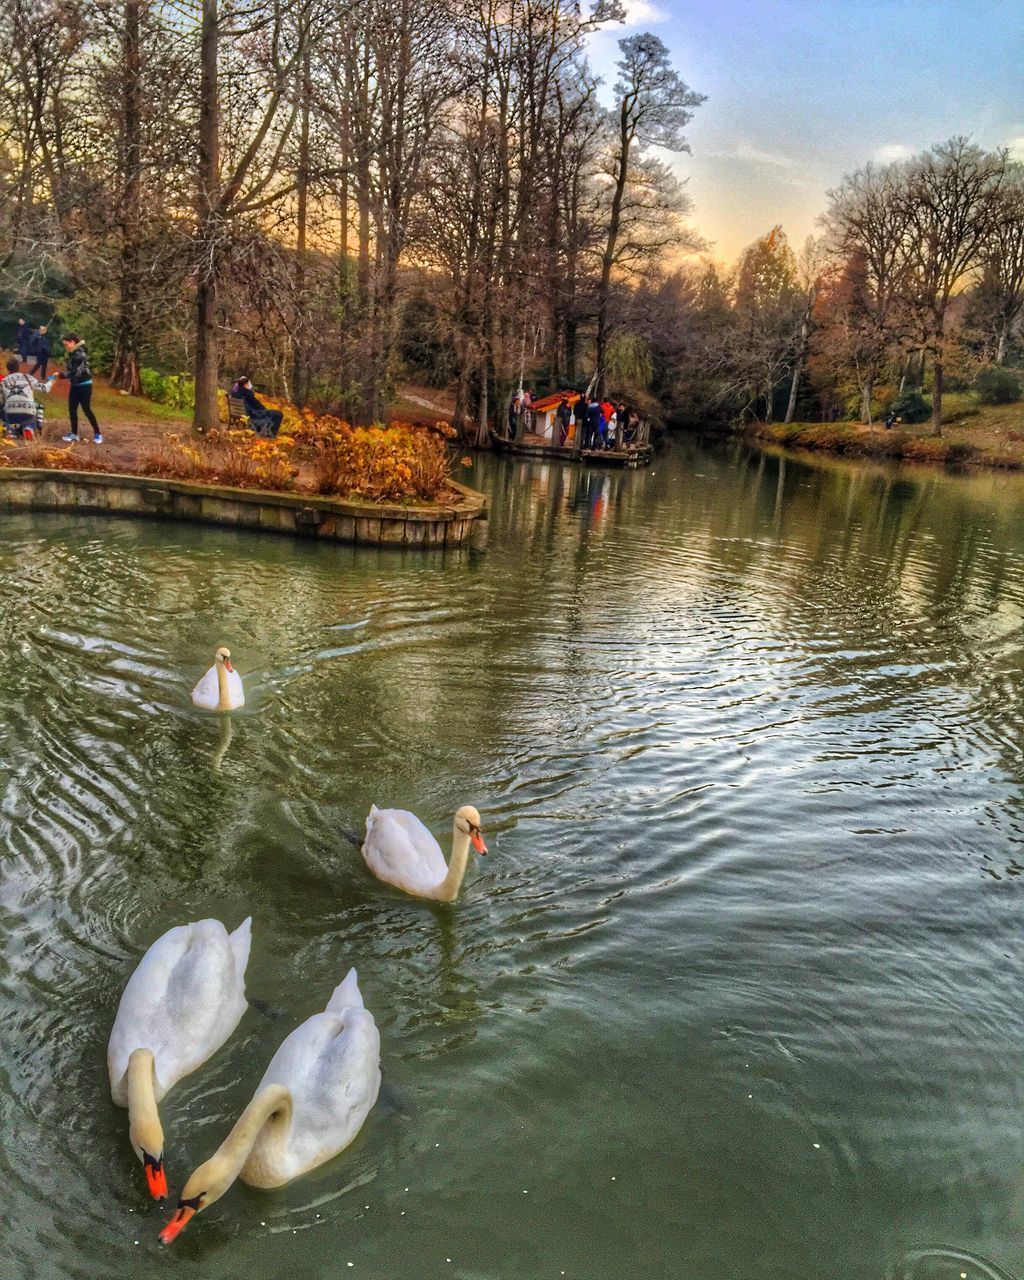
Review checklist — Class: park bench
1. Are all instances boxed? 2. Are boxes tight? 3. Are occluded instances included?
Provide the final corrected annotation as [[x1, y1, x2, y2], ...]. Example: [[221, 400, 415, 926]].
[[227, 394, 249, 428]]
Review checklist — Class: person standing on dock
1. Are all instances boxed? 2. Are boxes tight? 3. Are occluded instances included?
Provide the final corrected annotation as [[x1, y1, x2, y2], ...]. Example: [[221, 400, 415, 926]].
[[508, 391, 520, 439], [556, 396, 572, 445], [583, 395, 602, 450]]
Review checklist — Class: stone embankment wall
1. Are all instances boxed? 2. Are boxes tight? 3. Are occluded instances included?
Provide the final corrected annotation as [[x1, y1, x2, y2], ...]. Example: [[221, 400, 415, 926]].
[[0, 470, 488, 548]]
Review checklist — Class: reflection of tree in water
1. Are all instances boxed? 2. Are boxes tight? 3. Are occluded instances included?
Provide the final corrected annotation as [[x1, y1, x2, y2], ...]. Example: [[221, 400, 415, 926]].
[[478, 439, 1024, 880]]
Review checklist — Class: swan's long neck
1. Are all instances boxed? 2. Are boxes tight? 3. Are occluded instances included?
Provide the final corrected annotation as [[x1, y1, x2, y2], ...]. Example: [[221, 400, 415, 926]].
[[215, 661, 232, 711], [435, 822, 473, 902], [206, 1084, 293, 1194], [127, 1048, 164, 1161]]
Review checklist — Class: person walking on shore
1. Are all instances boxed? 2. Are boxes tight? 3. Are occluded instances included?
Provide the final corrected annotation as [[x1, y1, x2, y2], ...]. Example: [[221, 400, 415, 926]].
[[57, 335, 103, 443], [29, 324, 51, 379], [14, 319, 29, 361]]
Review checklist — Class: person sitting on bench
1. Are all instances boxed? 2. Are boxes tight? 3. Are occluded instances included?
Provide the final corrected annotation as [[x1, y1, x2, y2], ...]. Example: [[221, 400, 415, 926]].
[[230, 375, 283, 437]]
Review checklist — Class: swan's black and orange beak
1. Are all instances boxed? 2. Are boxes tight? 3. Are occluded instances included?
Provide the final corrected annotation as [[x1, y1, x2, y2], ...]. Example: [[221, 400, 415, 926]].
[[471, 827, 487, 855], [159, 1196, 200, 1244], [143, 1151, 168, 1200], [223, 658, 234, 673]]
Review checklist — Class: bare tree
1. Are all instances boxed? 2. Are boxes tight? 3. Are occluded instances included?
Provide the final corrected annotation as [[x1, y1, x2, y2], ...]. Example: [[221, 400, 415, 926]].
[[824, 162, 915, 422], [900, 138, 1006, 435], [783, 236, 826, 423]]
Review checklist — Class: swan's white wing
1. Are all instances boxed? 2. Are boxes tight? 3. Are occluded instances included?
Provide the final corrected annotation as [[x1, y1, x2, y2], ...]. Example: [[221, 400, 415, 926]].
[[108, 918, 249, 1104], [246, 971, 380, 1184], [191, 666, 219, 709], [362, 807, 447, 894], [224, 668, 244, 709]]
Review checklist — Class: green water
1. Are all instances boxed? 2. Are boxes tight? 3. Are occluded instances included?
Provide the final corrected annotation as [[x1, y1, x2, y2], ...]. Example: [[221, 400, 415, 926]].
[[3, 441, 1024, 1280]]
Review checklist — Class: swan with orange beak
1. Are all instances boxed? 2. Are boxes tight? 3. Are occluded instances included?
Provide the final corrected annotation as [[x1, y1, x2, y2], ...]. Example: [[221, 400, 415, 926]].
[[108, 917, 252, 1200], [361, 804, 487, 901], [160, 969, 380, 1244], [191, 646, 244, 711]]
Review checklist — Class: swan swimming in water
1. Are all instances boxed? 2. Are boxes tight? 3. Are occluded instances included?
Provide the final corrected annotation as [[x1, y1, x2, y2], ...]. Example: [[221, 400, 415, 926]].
[[191, 646, 244, 711], [361, 804, 487, 901], [160, 968, 380, 1243], [107, 917, 252, 1200]]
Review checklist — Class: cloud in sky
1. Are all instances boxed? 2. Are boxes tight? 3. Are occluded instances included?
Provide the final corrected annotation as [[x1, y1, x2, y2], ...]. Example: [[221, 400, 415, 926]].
[[620, 0, 669, 25], [706, 141, 799, 171], [1007, 135, 1024, 160], [873, 143, 916, 164]]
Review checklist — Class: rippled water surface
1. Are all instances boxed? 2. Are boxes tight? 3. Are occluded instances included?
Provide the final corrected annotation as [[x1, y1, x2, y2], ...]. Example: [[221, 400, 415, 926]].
[[4, 440, 1024, 1280]]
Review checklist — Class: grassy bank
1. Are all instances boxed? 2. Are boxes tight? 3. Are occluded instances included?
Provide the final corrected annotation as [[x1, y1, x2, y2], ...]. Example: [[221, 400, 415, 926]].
[[753, 396, 1024, 469]]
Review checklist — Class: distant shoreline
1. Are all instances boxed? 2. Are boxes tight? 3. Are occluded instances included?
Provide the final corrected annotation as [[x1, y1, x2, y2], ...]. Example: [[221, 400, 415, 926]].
[[750, 408, 1024, 471]]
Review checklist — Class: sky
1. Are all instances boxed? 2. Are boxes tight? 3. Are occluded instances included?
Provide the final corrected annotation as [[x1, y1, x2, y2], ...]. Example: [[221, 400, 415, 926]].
[[587, 0, 1024, 265]]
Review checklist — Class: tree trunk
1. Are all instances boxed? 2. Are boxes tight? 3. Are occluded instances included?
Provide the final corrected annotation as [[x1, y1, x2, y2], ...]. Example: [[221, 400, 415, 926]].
[[475, 358, 489, 448], [784, 357, 802, 424], [291, 46, 310, 407], [996, 313, 1010, 366], [861, 374, 873, 424], [596, 100, 633, 400], [110, 0, 143, 396], [192, 0, 220, 433], [784, 287, 814, 424], [931, 354, 943, 436]]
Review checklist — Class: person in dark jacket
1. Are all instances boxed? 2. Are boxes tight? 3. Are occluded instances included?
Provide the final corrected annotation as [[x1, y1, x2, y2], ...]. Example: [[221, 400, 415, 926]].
[[556, 397, 572, 445], [29, 324, 51, 379], [14, 319, 29, 361], [583, 395, 602, 450], [230, 376, 283, 437], [57, 335, 103, 443]]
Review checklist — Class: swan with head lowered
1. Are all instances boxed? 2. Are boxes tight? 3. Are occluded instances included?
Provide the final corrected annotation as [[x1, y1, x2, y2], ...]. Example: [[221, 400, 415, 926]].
[[107, 917, 252, 1200], [361, 804, 487, 901], [159, 969, 380, 1243], [191, 646, 244, 711]]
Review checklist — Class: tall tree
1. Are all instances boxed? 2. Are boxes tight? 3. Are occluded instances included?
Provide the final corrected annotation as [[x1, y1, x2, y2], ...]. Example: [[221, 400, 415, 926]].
[[824, 162, 915, 422], [596, 32, 703, 396], [900, 137, 1006, 435]]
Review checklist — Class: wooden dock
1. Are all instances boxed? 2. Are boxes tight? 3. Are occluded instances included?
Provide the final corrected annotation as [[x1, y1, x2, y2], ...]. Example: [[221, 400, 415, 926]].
[[489, 431, 654, 469]]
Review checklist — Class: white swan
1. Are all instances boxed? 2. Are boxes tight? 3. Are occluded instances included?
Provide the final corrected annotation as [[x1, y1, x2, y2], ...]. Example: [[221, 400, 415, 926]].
[[160, 969, 380, 1243], [361, 804, 487, 901], [191, 646, 244, 711], [108, 917, 252, 1200]]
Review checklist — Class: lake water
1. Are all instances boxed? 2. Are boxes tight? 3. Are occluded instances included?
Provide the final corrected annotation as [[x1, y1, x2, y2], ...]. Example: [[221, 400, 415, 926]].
[[2, 440, 1024, 1280]]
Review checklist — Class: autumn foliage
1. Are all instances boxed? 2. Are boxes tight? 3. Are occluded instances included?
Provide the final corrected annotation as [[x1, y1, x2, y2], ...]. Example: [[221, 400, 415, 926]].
[[292, 416, 455, 501], [139, 429, 299, 490], [0, 412, 458, 504], [0, 442, 110, 472]]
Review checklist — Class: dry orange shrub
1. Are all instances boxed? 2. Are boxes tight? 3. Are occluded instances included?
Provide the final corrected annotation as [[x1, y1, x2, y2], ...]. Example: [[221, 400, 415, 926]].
[[293, 417, 456, 502], [139, 430, 298, 490], [0, 442, 109, 471]]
